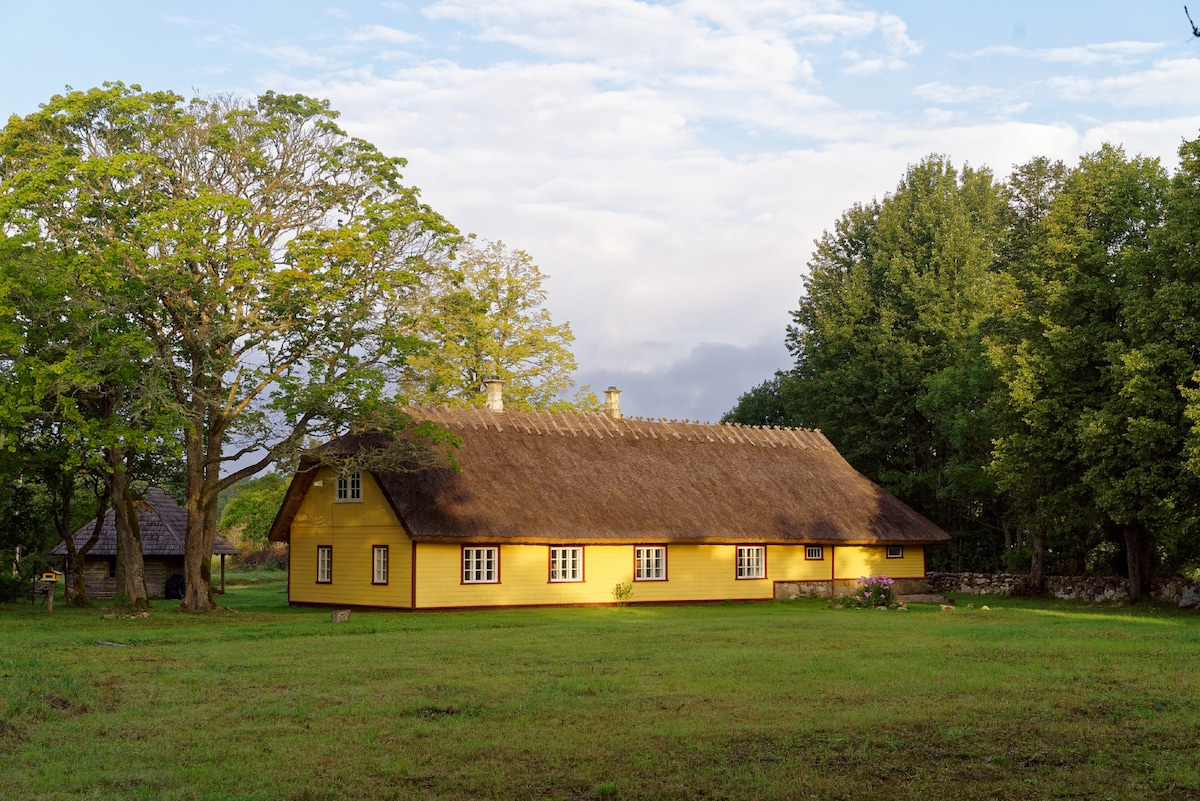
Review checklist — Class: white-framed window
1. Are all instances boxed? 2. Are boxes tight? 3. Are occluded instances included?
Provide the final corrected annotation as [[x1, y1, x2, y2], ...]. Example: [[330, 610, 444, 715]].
[[635, 546, 667, 581], [336, 471, 362, 502], [463, 547, 499, 584], [317, 545, 332, 583], [887, 545, 904, 559], [736, 545, 766, 579], [805, 545, 824, 561], [550, 546, 583, 582], [372, 545, 389, 585]]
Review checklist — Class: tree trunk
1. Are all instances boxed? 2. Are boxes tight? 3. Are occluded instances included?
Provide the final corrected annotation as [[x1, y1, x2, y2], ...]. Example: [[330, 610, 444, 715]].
[[110, 449, 149, 611], [181, 398, 223, 612], [181, 425, 212, 612], [61, 488, 110, 607], [1122, 527, 1152, 603], [1029, 528, 1046, 594]]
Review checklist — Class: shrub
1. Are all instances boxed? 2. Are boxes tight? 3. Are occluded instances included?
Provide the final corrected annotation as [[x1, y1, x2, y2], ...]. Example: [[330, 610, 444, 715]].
[[235, 544, 289, 571], [844, 574, 897, 609], [0, 571, 31, 604], [611, 582, 632, 607]]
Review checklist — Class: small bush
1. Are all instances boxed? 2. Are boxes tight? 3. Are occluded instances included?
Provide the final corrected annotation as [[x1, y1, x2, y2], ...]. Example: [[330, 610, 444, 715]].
[[235, 544, 289, 571], [611, 582, 632, 607], [838, 574, 897, 609], [0, 572, 31, 604]]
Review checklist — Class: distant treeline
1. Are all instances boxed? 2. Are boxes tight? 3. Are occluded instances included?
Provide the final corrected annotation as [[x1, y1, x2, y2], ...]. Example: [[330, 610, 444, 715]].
[[726, 142, 1200, 598]]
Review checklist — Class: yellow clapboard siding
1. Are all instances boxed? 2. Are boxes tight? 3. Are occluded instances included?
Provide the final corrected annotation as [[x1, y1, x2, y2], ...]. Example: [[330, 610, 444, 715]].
[[284, 466, 928, 608], [769, 545, 833, 581], [287, 468, 413, 608], [833, 545, 925, 580], [414, 543, 775, 608]]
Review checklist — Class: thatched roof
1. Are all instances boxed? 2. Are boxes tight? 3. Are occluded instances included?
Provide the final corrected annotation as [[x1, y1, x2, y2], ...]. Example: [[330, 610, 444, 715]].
[[52, 488, 239, 557], [269, 407, 950, 547]]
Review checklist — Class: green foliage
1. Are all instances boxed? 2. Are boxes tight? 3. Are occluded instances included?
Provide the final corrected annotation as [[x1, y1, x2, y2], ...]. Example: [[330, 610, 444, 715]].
[[611, 581, 633, 606], [730, 144, 1200, 581], [842, 574, 898, 608], [401, 238, 596, 411], [721, 373, 795, 426], [0, 570, 31, 603], [218, 474, 289, 547], [733, 156, 1011, 546], [0, 83, 465, 610]]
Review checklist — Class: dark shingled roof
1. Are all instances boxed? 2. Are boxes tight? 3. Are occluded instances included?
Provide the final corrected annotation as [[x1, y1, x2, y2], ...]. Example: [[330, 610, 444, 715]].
[[52, 488, 239, 557], [269, 407, 950, 547]]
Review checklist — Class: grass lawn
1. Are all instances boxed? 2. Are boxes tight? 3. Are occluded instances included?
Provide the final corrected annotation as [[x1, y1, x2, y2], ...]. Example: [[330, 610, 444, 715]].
[[2, 572, 1198, 801]]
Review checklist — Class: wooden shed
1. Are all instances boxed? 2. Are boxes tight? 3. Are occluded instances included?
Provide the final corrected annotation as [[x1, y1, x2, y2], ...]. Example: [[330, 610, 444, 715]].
[[53, 488, 239, 600]]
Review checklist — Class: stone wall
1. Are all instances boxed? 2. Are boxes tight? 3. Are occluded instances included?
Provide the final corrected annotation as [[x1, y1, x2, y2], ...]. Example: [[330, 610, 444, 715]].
[[927, 572, 1194, 604], [775, 577, 929, 600]]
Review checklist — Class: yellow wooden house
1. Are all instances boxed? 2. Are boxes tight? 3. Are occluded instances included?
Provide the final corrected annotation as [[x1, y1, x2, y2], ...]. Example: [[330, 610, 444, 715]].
[[268, 388, 949, 610]]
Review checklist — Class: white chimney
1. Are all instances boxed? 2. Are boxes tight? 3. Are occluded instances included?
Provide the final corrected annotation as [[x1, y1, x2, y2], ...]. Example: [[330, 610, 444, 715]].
[[484, 377, 505, 412], [604, 386, 622, 421]]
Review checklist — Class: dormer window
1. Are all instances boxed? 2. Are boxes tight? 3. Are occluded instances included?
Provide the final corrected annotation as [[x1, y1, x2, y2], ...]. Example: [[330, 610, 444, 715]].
[[336, 472, 362, 502]]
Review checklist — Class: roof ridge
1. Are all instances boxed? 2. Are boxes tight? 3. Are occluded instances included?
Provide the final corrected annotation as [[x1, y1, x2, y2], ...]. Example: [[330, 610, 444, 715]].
[[400, 405, 831, 448]]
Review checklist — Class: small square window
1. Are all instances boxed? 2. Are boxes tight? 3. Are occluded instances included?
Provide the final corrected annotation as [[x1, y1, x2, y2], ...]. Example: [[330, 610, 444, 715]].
[[550, 546, 583, 582], [372, 545, 389, 585], [736, 546, 766, 579], [635, 546, 666, 581], [335, 472, 362, 502], [317, 545, 332, 583], [805, 545, 824, 561], [463, 547, 499, 584], [887, 545, 904, 559]]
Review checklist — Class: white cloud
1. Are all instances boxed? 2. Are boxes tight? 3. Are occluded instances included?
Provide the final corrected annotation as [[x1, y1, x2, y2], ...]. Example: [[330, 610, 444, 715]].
[[913, 82, 1003, 104], [843, 56, 904, 75], [879, 12, 920, 58], [346, 24, 423, 45], [249, 44, 336, 69], [965, 41, 1166, 66], [838, 9, 920, 73], [1043, 57, 1200, 108], [236, 2, 1200, 416]]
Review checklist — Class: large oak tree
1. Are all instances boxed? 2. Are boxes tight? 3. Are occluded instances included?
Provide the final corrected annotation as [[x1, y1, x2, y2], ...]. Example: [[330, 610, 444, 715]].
[[0, 84, 461, 611]]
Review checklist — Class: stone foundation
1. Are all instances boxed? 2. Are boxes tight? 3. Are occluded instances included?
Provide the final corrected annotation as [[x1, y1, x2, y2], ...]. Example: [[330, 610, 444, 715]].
[[775, 577, 929, 600]]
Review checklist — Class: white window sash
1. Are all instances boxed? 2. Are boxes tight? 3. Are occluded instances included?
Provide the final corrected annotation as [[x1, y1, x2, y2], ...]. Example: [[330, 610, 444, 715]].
[[373, 546, 388, 584], [463, 547, 498, 583], [737, 546, 765, 579], [550, 547, 582, 582], [635, 547, 666, 580], [336, 472, 362, 502], [317, 546, 332, 583]]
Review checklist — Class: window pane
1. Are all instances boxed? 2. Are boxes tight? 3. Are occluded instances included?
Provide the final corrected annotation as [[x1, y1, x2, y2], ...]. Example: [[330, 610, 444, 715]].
[[550, 547, 582, 582], [464, 547, 498, 583], [317, 546, 332, 583], [636, 547, 665, 580], [373, 546, 388, 583]]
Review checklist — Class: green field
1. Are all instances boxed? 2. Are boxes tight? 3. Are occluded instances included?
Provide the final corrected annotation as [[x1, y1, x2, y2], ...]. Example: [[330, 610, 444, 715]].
[[2, 574, 1198, 801]]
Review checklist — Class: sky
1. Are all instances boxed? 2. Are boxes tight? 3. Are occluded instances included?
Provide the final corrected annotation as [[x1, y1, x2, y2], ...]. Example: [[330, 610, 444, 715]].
[[4, 1, 1200, 422]]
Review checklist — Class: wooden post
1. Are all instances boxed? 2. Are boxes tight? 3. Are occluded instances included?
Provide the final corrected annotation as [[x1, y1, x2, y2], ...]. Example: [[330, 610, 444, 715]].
[[41, 572, 60, 613], [219, 554, 226, 595]]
